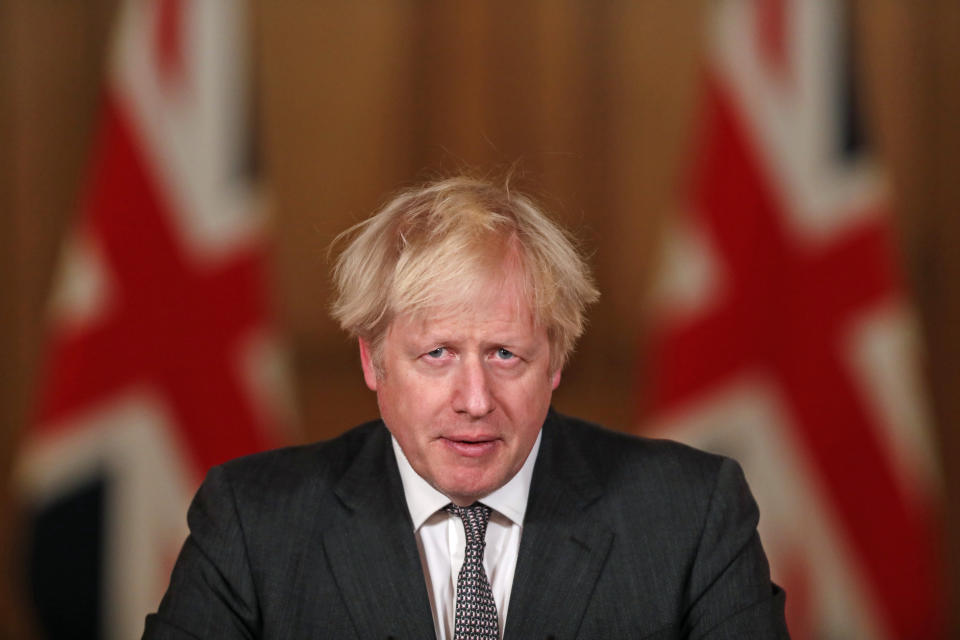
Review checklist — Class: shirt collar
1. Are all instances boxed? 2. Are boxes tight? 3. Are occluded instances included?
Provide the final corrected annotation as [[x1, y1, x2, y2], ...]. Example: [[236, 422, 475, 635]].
[[392, 430, 542, 530]]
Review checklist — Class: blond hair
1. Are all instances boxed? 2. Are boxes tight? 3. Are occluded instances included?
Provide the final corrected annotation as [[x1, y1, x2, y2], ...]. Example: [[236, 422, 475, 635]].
[[330, 176, 599, 372]]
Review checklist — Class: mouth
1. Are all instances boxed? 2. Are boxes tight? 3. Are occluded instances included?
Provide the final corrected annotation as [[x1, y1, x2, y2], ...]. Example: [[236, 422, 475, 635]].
[[440, 436, 500, 457]]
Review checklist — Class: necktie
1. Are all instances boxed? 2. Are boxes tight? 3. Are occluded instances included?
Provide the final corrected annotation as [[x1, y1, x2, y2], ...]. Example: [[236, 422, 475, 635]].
[[445, 502, 499, 640]]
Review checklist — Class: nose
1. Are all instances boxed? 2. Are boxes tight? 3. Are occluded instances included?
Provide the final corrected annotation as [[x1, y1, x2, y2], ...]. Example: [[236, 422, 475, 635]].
[[452, 357, 495, 418]]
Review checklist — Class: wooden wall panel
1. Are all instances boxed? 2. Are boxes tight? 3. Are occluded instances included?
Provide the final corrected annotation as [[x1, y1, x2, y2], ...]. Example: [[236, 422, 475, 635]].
[[0, 4, 28, 636], [583, 1, 705, 424], [920, 0, 960, 625], [255, 2, 420, 440], [413, 2, 495, 168]]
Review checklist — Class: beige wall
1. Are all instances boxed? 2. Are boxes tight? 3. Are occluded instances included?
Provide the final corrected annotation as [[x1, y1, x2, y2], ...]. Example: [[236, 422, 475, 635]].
[[1, 1, 958, 635]]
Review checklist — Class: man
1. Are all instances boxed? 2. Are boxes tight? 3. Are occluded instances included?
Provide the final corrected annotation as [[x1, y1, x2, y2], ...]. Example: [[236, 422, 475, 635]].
[[144, 177, 788, 638]]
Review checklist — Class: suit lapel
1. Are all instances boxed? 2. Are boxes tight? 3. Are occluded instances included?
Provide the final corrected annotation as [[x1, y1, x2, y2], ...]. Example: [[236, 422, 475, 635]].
[[322, 424, 436, 640], [503, 413, 614, 640]]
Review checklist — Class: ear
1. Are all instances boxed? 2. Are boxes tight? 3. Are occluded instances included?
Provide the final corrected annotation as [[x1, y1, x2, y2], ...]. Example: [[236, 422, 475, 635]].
[[550, 368, 561, 390], [358, 338, 379, 391]]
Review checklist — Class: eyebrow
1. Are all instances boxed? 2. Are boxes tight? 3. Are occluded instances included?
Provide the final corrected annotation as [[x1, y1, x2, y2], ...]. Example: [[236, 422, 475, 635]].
[[415, 333, 533, 349]]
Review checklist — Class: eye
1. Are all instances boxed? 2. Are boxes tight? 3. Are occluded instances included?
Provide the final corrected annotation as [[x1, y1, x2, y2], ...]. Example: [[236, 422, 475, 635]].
[[496, 347, 515, 360], [426, 347, 446, 358]]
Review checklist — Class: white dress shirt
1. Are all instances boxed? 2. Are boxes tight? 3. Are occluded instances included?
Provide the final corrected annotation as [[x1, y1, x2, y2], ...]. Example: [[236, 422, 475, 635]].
[[391, 432, 541, 640]]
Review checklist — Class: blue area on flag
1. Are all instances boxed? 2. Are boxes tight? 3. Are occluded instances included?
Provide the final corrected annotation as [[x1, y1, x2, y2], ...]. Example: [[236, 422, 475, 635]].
[[838, 0, 865, 159], [28, 476, 107, 640]]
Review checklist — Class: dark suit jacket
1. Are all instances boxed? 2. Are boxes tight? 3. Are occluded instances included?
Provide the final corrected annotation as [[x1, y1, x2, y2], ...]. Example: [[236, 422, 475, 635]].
[[143, 411, 788, 639]]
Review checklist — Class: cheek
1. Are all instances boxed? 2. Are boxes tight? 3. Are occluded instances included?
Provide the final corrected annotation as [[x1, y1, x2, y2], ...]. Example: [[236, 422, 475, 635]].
[[378, 372, 446, 425], [497, 376, 553, 418]]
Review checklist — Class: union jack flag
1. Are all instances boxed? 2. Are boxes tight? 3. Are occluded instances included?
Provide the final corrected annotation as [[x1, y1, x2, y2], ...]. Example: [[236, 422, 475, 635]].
[[643, 1, 944, 637], [16, 2, 291, 638]]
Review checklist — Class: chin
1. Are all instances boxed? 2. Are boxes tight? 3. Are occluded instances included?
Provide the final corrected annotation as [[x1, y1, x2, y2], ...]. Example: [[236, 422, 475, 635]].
[[441, 475, 503, 504]]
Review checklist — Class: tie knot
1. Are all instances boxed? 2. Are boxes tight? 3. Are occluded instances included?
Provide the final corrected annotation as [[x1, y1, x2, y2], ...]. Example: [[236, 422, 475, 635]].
[[445, 502, 492, 544]]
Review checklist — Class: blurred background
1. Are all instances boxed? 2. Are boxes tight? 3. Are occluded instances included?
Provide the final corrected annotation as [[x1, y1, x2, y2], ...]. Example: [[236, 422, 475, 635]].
[[0, 0, 957, 638]]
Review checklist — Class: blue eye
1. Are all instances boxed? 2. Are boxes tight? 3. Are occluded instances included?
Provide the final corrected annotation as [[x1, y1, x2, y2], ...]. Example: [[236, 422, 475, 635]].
[[426, 347, 445, 358], [496, 348, 515, 360]]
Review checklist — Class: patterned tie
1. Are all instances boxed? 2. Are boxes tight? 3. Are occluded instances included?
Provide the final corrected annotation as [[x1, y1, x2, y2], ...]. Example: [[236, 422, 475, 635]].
[[445, 502, 499, 640]]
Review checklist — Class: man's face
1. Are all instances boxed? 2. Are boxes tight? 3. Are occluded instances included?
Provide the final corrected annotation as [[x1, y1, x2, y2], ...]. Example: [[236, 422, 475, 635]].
[[359, 270, 560, 506]]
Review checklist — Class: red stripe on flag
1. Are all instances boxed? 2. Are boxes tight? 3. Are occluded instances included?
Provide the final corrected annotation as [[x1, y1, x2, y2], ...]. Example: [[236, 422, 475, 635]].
[[155, 0, 184, 86], [649, 77, 944, 637], [756, 0, 789, 76]]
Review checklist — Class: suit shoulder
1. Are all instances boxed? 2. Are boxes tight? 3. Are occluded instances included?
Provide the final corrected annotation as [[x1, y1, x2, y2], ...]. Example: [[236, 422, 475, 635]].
[[547, 412, 757, 538], [213, 419, 385, 495], [548, 412, 731, 490], [552, 412, 725, 464]]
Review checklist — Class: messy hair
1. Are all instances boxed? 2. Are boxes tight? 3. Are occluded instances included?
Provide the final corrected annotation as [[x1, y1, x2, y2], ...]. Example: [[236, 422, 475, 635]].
[[330, 176, 599, 372]]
